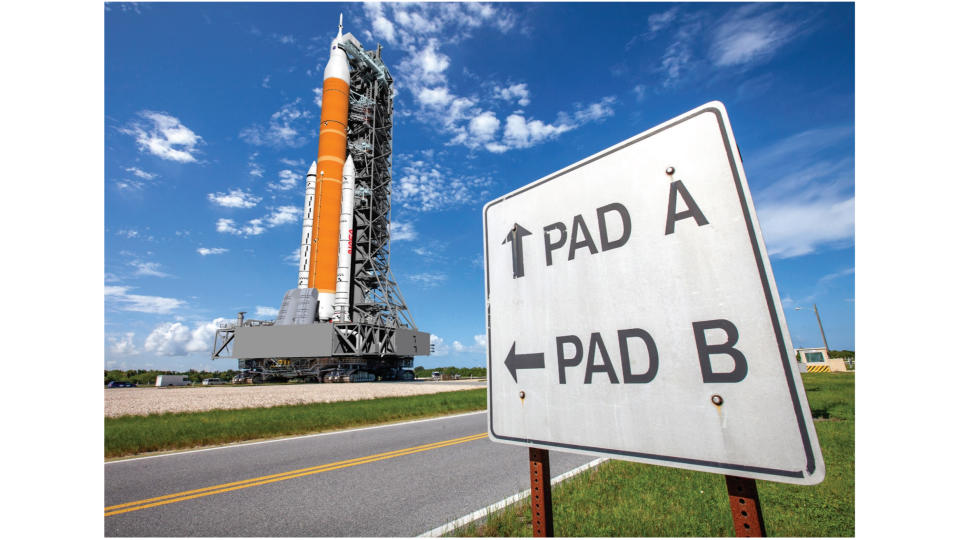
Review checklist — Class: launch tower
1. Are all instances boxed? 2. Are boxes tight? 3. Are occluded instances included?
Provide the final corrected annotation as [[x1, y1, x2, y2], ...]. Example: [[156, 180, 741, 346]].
[[211, 21, 430, 383]]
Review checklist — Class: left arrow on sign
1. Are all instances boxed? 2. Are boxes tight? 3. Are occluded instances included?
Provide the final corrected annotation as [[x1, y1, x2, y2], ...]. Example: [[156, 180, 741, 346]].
[[505, 342, 545, 383]]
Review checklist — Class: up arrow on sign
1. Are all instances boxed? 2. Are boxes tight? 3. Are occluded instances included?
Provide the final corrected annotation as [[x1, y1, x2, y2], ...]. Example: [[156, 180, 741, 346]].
[[504, 342, 545, 382], [502, 223, 532, 279]]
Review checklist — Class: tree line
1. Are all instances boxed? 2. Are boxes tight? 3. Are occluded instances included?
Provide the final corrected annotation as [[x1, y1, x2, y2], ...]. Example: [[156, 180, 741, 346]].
[[412, 366, 487, 378], [106, 366, 487, 386], [104, 369, 240, 386]]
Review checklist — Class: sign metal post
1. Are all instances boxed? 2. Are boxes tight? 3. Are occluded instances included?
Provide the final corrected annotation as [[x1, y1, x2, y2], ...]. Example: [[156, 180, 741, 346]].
[[528, 447, 554, 537], [725, 475, 767, 537]]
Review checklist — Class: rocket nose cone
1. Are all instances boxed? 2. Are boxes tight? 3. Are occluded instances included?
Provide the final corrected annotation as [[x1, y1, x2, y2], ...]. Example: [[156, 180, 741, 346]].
[[308, 161, 317, 175], [343, 154, 355, 177]]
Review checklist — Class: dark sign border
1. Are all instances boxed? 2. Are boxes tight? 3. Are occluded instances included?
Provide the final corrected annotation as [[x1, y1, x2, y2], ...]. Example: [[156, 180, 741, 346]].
[[483, 105, 818, 481]]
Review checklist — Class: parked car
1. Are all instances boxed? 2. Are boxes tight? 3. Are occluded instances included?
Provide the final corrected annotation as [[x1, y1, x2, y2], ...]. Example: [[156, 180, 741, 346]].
[[106, 381, 135, 388], [202, 378, 224, 386]]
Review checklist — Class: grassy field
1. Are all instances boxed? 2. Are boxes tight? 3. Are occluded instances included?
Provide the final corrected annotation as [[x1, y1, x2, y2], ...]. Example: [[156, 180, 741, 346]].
[[105, 388, 486, 458], [452, 372, 854, 537]]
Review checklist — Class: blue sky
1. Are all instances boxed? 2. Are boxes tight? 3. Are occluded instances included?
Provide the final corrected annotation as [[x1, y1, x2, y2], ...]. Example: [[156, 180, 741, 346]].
[[103, 2, 855, 371]]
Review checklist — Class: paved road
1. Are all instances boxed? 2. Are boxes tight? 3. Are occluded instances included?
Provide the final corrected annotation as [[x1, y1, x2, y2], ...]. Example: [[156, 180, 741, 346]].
[[104, 411, 595, 536]]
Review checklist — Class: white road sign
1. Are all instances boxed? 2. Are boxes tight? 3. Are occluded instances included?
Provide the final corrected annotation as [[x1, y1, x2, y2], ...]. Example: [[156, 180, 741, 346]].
[[483, 102, 824, 485]]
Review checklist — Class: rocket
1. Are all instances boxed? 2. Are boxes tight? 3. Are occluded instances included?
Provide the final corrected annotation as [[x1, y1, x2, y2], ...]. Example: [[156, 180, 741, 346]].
[[308, 15, 351, 321]]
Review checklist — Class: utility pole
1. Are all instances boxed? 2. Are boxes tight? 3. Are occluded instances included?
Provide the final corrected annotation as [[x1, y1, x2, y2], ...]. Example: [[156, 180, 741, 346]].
[[813, 303, 829, 353]]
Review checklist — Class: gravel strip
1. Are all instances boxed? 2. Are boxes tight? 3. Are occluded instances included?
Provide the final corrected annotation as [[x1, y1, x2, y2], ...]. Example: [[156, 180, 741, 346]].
[[104, 380, 486, 418]]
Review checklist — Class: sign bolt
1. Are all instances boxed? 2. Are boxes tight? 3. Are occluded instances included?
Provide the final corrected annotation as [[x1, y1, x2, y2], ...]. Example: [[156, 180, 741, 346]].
[[666, 166, 676, 175], [711, 394, 724, 406], [519, 391, 526, 399]]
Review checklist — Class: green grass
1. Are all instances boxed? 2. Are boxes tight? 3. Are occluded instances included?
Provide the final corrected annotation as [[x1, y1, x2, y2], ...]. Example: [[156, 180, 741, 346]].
[[452, 373, 854, 537], [105, 388, 486, 458]]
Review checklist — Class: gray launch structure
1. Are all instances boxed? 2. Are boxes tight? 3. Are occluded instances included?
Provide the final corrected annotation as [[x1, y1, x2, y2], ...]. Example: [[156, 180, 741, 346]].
[[211, 34, 430, 382]]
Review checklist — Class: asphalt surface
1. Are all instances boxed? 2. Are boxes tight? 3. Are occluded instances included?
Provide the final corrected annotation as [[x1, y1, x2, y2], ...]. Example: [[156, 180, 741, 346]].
[[104, 411, 596, 536]]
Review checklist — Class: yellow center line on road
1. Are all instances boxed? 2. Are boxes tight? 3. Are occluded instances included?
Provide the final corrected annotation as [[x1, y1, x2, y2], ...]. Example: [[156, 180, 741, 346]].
[[105, 432, 487, 517]]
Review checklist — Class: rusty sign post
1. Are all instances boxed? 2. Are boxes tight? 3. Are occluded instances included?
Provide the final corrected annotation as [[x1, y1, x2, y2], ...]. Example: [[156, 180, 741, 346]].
[[726, 475, 767, 537], [529, 447, 554, 537]]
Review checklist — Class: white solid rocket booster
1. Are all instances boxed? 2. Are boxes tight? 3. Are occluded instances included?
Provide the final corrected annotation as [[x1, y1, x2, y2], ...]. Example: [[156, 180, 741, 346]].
[[334, 154, 356, 322], [297, 161, 318, 289]]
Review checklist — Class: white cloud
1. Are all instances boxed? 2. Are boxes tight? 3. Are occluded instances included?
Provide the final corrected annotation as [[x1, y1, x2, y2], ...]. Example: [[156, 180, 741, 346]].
[[255, 306, 279, 318], [359, 4, 538, 154], [268, 169, 299, 191], [648, 7, 680, 34], [468, 111, 500, 143], [391, 221, 418, 241], [415, 39, 450, 83], [126, 167, 157, 180], [757, 198, 854, 258], [197, 247, 228, 256], [261, 75, 271, 88], [633, 84, 647, 101], [143, 319, 226, 356], [208, 189, 262, 208], [494, 83, 530, 107], [484, 142, 508, 154], [115, 179, 146, 191], [355, 4, 611, 156], [279, 157, 307, 169], [394, 162, 491, 211], [502, 114, 572, 149], [248, 152, 264, 178], [217, 218, 265, 237], [364, 2, 397, 43], [710, 5, 798, 67], [429, 333, 486, 357], [818, 267, 855, 286], [108, 332, 139, 355], [285, 248, 300, 266], [569, 96, 617, 123], [418, 86, 454, 108], [216, 206, 298, 237], [120, 110, 202, 163], [749, 126, 854, 173], [264, 206, 299, 227], [239, 99, 312, 148], [407, 272, 448, 288], [105, 285, 185, 314], [131, 261, 171, 278], [116, 229, 139, 238], [659, 36, 696, 87], [651, 5, 805, 88], [751, 126, 855, 258]]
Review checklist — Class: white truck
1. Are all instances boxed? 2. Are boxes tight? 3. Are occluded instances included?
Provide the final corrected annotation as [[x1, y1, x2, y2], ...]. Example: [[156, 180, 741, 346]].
[[155, 375, 191, 387]]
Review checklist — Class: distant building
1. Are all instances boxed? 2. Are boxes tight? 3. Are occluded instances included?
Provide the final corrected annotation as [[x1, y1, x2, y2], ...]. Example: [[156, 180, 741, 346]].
[[795, 347, 848, 373]]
